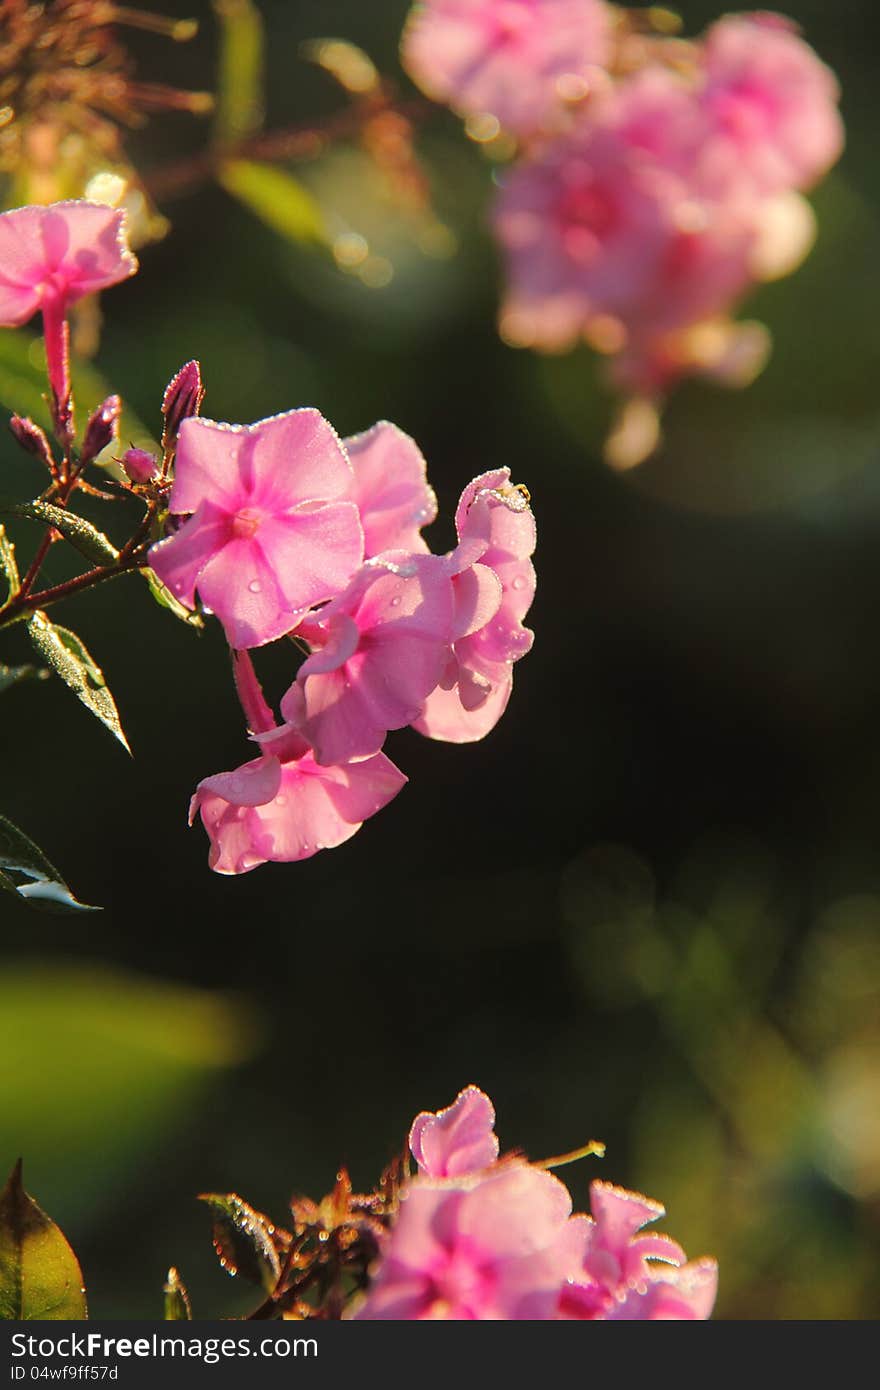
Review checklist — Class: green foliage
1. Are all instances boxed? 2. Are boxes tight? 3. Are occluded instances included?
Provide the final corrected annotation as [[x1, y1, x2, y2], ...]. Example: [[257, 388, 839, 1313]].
[[0, 814, 97, 913], [144, 567, 204, 629], [0, 963, 261, 1219], [4, 501, 119, 567], [0, 523, 18, 601], [219, 160, 327, 247], [27, 611, 130, 753], [213, 0, 265, 147], [198, 1192, 282, 1290], [0, 1161, 87, 1320], [163, 1267, 192, 1320]]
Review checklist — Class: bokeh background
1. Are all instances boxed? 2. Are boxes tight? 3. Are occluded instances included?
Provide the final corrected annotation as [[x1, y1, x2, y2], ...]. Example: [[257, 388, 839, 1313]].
[[2, 0, 880, 1319]]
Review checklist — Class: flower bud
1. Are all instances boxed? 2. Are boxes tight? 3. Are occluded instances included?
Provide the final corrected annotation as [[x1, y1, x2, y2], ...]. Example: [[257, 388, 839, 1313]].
[[81, 394, 121, 464], [122, 447, 159, 485], [161, 360, 204, 451], [8, 414, 53, 470]]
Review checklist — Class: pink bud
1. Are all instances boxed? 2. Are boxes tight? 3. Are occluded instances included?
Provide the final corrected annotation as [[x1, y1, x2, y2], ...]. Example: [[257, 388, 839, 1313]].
[[122, 447, 159, 485], [9, 415, 54, 470], [161, 360, 204, 450], [82, 394, 121, 464]]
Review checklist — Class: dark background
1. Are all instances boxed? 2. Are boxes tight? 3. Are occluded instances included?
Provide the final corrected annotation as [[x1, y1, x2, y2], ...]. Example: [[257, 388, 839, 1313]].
[[1, 1, 879, 1318]]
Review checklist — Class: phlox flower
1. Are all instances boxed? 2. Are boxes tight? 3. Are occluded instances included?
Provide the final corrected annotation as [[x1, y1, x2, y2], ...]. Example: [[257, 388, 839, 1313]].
[[700, 12, 844, 195], [402, 0, 611, 138], [0, 201, 137, 411], [415, 468, 535, 743], [148, 410, 364, 649], [409, 1084, 500, 1177], [0, 201, 138, 327], [559, 1180, 718, 1320], [190, 747, 407, 875], [343, 421, 438, 558], [354, 1161, 581, 1320], [281, 552, 454, 766]]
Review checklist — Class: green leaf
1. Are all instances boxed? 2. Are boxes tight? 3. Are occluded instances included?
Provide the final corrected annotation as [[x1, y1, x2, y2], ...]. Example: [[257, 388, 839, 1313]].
[[4, 500, 119, 566], [219, 160, 327, 246], [198, 1193, 282, 1291], [0, 1161, 88, 1320], [27, 611, 130, 752], [0, 329, 156, 464], [0, 521, 18, 601], [163, 1266, 192, 1320], [144, 567, 204, 629], [0, 813, 99, 913], [213, 0, 265, 146], [0, 662, 48, 694]]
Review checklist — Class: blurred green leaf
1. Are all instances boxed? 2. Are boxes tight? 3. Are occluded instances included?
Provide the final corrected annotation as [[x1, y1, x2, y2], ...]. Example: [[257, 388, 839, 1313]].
[[0, 522, 18, 601], [0, 662, 48, 695], [5, 500, 119, 566], [0, 964, 261, 1218], [198, 1193, 281, 1290], [144, 567, 204, 629], [0, 813, 98, 914], [0, 1161, 87, 1320], [27, 611, 130, 753], [219, 160, 327, 246], [0, 329, 156, 459], [213, 0, 265, 146], [163, 1266, 192, 1320]]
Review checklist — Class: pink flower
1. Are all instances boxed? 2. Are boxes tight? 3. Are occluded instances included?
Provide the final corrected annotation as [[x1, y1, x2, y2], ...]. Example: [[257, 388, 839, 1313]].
[[344, 422, 438, 559], [701, 13, 844, 194], [0, 201, 137, 327], [190, 748, 407, 874], [415, 469, 535, 743], [355, 1161, 582, 1319], [402, 0, 611, 137], [559, 1180, 718, 1320], [281, 552, 454, 766], [148, 410, 364, 649], [409, 1086, 500, 1177]]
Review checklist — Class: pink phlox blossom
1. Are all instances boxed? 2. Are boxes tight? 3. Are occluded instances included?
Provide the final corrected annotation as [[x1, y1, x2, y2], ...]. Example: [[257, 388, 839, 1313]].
[[281, 551, 455, 766], [559, 1179, 718, 1320], [402, 0, 611, 138], [343, 421, 438, 558], [409, 1085, 501, 1177], [700, 12, 844, 195], [189, 654, 405, 874], [414, 468, 535, 743], [354, 1160, 582, 1320], [148, 410, 364, 649], [0, 201, 137, 326]]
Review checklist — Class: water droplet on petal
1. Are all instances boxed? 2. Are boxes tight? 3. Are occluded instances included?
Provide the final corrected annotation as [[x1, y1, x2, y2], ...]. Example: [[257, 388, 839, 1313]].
[[512, 575, 526, 591], [248, 579, 262, 594], [390, 596, 401, 607]]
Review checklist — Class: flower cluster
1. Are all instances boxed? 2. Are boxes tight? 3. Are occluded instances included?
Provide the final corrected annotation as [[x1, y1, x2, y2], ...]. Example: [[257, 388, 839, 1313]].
[[354, 1085, 717, 1320], [402, 3, 844, 462], [148, 412, 536, 875]]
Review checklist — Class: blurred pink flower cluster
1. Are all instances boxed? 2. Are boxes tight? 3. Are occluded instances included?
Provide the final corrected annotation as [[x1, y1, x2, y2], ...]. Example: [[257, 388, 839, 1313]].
[[149, 414, 536, 873], [402, 3, 844, 463], [354, 1085, 717, 1319]]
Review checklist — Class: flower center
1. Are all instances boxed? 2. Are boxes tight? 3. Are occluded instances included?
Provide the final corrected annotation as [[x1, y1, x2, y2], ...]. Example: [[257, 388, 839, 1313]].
[[231, 507, 262, 540]]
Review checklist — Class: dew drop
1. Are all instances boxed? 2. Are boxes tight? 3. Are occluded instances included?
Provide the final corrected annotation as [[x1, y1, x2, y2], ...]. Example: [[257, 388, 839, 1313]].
[[248, 579, 262, 594], [390, 596, 401, 607], [512, 575, 526, 590]]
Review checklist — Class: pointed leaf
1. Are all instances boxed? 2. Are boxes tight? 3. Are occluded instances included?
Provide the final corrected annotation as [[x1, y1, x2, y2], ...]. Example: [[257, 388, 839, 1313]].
[[27, 611, 130, 752], [163, 1266, 192, 1320], [0, 662, 49, 694], [5, 500, 119, 566], [0, 814, 99, 913], [198, 1193, 282, 1290], [0, 522, 18, 601], [213, 0, 265, 146], [0, 1161, 88, 1320], [219, 160, 327, 246], [144, 567, 204, 629]]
